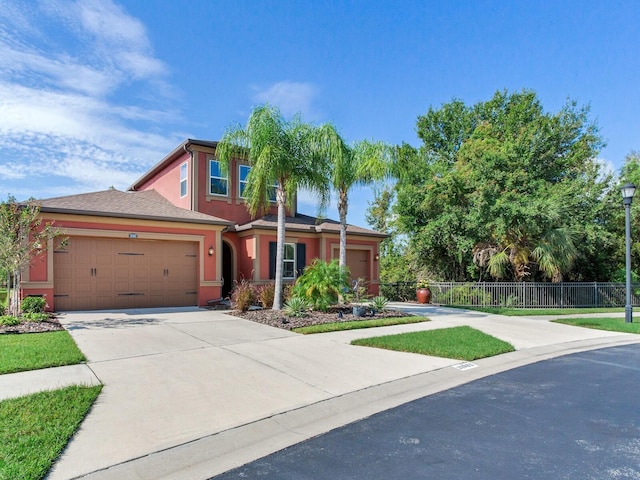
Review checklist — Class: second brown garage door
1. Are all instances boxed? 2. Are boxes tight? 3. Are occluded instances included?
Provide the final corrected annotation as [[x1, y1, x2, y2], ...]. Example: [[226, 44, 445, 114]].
[[345, 249, 370, 282], [54, 237, 198, 311]]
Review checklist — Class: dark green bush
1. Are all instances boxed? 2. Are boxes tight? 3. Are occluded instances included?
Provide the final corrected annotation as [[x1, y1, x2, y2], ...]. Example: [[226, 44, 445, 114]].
[[292, 259, 350, 312], [0, 315, 20, 326], [21, 296, 46, 314], [22, 312, 49, 322]]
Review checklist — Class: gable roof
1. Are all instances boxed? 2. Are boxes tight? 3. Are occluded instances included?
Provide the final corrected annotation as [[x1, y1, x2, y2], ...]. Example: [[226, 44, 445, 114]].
[[232, 213, 386, 237], [38, 189, 232, 226], [128, 138, 218, 191]]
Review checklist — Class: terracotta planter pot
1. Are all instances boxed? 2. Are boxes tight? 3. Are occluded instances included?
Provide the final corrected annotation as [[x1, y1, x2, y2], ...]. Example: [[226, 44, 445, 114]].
[[416, 288, 431, 304]]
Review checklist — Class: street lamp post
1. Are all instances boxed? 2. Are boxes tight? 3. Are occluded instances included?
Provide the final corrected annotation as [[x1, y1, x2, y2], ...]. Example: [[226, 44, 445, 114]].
[[621, 182, 636, 323]]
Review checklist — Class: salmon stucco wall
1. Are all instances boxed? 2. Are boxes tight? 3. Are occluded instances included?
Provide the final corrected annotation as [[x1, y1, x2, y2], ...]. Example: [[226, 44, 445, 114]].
[[195, 151, 280, 225], [137, 150, 192, 210]]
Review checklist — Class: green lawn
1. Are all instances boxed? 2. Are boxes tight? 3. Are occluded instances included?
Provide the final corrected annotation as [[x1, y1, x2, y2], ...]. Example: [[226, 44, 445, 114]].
[[460, 306, 624, 316], [351, 325, 515, 361], [0, 331, 86, 375], [293, 316, 429, 334], [0, 385, 102, 480], [552, 317, 640, 333]]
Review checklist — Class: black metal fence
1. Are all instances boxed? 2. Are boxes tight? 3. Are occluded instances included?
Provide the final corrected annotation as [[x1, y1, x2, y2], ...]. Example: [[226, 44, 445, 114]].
[[380, 281, 640, 308]]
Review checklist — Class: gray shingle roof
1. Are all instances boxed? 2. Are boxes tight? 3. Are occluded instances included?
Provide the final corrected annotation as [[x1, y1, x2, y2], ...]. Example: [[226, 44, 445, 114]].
[[38, 189, 232, 226], [234, 213, 386, 237]]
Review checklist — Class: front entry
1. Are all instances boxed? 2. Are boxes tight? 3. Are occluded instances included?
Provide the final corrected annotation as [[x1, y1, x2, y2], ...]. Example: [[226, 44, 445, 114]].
[[221, 241, 233, 299]]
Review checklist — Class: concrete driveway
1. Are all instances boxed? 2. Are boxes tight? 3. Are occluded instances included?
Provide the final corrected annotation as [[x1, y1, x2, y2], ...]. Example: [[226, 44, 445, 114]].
[[48, 307, 456, 479], [46, 306, 640, 479]]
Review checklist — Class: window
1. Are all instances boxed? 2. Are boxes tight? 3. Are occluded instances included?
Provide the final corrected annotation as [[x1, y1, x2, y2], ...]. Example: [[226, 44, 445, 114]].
[[269, 242, 306, 279], [238, 164, 277, 201], [239, 165, 250, 198], [283, 243, 296, 278], [209, 159, 228, 196], [179, 162, 188, 198]]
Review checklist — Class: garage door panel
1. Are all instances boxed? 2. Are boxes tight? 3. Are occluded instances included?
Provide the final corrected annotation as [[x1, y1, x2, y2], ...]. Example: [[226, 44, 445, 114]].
[[54, 236, 199, 311], [346, 250, 370, 282]]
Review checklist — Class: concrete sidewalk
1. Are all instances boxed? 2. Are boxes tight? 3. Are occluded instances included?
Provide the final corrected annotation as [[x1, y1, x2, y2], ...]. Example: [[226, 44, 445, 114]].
[[2, 305, 637, 479]]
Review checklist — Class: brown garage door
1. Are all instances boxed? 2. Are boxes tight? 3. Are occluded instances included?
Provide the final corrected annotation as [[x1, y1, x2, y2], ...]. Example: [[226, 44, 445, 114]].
[[54, 237, 198, 311], [345, 249, 370, 282]]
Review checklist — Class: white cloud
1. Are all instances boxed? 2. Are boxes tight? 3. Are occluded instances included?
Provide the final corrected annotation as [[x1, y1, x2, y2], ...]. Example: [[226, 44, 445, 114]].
[[253, 81, 320, 120], [0, 0, 183, 200]]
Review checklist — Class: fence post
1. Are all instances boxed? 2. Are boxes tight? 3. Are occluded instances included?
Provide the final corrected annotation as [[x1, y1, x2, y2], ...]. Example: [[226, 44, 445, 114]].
[[594, 282, 598, 307]]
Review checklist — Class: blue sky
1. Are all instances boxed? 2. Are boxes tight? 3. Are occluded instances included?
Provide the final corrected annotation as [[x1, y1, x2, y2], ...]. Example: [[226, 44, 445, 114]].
[[1, 0, 639, 228]]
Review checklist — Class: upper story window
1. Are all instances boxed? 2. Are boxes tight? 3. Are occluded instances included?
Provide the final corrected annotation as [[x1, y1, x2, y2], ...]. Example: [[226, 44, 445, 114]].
[[238, 164, 277, 201], [209, 159, 228, 196], [179, 162, 188, 198], [239, 165, 251, 198]]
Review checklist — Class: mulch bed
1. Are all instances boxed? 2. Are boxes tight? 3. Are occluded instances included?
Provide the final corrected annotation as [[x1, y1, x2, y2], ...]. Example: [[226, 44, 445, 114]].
[[233, 306, 409, 330], [0, 307, 409, 334], [0, 317, 64, 334]]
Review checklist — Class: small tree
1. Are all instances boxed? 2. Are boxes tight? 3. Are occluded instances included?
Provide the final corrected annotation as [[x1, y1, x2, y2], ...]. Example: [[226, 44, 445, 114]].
[[0, 196, 62, 316]]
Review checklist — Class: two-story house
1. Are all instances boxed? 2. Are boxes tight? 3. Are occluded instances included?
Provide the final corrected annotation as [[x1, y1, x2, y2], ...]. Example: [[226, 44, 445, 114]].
[[23, 139, 385, 311]]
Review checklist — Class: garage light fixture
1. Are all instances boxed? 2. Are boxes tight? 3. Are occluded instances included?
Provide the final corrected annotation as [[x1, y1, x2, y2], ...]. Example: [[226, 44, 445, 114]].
[[208, 246, 214, 256]]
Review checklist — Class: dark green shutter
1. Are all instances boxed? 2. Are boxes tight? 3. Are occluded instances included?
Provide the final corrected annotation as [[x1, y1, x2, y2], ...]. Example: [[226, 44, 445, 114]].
[[269, 242, 276, 279], [296, 243, 306, 278]]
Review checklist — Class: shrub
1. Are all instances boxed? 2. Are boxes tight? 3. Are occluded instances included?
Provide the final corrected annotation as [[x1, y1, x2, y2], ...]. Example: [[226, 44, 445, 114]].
[[21, 296, 46, 314], [283, 296, 310, 318], [444, 285, 491, 306], [257, 283, 276, 309], [369, 296, 389, 313], [292, 259, 350, 312], [230, 279, 256, 312], [0, 315, 20, 326], [22, 312, 49, 322]]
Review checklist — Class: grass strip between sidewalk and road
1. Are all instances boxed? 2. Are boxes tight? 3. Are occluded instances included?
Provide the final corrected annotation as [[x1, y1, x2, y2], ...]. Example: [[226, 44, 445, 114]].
[[459, 307, 624, 316], [351, 325, 515, 361], [293, 316, 429, 334], [552, 317, 640, 334], [0, 385, 102, 480], [0, 331, 86, 375]]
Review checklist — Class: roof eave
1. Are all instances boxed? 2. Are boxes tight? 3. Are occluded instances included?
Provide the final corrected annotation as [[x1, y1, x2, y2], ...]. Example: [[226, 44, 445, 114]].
[[39, 207, 232, 226]]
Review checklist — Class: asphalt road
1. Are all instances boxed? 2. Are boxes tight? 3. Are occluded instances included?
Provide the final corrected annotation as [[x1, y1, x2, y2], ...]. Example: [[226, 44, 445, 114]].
[[212, 345, 640, 479]]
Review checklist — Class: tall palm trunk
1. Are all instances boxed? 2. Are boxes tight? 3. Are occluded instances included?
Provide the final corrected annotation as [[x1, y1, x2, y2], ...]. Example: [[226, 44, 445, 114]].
[[273, 187, 287, 310], [338, 190, 348, 269]]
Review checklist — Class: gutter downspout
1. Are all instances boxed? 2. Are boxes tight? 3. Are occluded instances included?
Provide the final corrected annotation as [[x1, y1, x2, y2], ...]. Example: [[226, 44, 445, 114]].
[[183, 142, 195, 211]]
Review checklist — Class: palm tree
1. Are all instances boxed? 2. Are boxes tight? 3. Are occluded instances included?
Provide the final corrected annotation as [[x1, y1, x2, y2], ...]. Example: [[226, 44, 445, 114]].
[[318, 125, 393, 268], [473, 227, 578, 282], [216, 104, 329, 310]]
